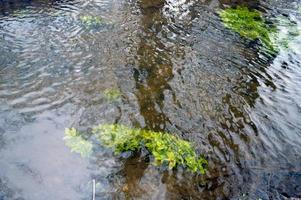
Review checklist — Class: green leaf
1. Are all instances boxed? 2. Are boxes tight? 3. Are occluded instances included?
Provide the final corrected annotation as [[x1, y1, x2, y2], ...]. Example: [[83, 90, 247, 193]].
[[64, 128, 93, 157]]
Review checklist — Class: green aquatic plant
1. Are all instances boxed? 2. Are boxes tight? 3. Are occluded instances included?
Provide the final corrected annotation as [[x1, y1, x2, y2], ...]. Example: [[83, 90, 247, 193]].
[[219, 6, 275, 50], [275, 16, 300, 49], [64, 128, 93, 157], [93, 124, 207, 174], [12, 9, 31, 18], [94, 124, 141, 153], [104, 87, 122, 102], [79, 15, 102, 27]]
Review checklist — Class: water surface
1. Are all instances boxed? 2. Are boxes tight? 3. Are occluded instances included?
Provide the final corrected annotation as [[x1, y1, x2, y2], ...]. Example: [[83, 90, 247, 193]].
[[0, 0, 300, 199]]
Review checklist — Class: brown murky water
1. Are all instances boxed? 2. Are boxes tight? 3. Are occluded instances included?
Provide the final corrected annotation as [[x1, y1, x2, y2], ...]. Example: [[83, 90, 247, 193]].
[[0, 0, 300, 199]]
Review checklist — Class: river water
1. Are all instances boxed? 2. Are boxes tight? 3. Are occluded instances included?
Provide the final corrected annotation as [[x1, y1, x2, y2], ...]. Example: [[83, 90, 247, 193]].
[[0, 0, 300, 199]]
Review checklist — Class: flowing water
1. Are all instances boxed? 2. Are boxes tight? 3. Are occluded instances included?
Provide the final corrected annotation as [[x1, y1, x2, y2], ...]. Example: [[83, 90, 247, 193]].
[[0, 0, 301, 199]]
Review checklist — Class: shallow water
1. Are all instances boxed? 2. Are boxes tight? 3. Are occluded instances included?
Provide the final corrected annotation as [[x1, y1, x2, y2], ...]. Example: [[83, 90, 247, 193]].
[[0, 0, 300, 199]]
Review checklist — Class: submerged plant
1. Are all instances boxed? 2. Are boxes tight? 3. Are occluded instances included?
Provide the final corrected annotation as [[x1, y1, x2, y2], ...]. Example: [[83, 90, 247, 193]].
[[219, 6, 275, 51], [275, 16, 300, 49], [64, 128, 93, 157], [93, 124, 207, 174], [104, 87, 122, 102], [12, 9, 30, 18], [79, 15, 102, 27]]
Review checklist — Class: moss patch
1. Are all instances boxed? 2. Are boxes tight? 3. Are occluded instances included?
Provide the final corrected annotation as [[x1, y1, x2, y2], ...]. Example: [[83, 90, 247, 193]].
[[104, 87, 122, 102], [219, 6, 275, 51], [93, 124, 207, 174], [64, 128, 93, 157]]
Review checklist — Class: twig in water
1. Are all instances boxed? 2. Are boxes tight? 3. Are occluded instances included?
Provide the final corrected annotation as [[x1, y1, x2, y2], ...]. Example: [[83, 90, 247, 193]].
[[92, 179, 96, 200]]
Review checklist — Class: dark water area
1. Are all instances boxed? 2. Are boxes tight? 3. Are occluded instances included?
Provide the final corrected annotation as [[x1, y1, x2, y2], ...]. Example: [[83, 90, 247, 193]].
[[0, 0, 301, 199]]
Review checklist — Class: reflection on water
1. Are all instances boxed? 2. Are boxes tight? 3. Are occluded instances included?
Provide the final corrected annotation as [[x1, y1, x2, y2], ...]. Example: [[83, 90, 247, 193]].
[[0, 0, 301, 199], [134, 0, 174, 131]]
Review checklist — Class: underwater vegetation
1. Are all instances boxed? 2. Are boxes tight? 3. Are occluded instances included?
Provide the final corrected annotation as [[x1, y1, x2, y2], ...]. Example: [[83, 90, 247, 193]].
[[64, 124, 207, 173], [64, 128, 93, 157], [79, 15, 103, 27], [275, 16, 300, 49], [219, 6, 275, 51], [104, 87, 122, 102], [220, 6, 301, 53], [93, 124, 207, 174], [12, 9, 31, 18]]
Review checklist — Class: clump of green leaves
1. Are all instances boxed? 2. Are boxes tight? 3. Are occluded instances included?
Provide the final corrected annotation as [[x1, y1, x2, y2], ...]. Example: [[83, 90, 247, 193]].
[[64, 128, 93, 157], [93, 124, 207, 174], [79, 15, 102, 27], [104, 87, 122, 102], [219, 6, 275, 51]]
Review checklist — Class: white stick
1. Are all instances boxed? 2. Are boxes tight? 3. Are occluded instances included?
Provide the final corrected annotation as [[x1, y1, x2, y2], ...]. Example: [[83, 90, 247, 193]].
[[92, 179, 96, 200]]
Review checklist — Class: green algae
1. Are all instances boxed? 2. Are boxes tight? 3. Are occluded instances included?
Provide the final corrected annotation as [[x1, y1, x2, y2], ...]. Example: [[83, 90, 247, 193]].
[[219, 6, 275, 51], [104, 87, 122, 102], [79, 15, 102, 27], [64, 128, 93, 157], [220, 6, 301, 53], [93, 124, 207, 174]]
